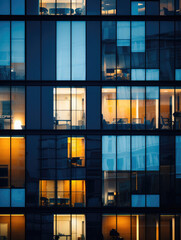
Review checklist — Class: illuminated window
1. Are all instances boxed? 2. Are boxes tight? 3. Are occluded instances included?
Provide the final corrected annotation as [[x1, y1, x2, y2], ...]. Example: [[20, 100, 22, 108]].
[[68, 137, 85, 167]]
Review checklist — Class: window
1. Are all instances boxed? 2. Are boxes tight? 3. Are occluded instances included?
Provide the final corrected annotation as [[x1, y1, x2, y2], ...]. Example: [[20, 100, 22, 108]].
[[39, 180, 86, 207], [68, 137, 85, 167], [57, 22, 86, 81], [54, 215, 86, 240], [131, 2, 145, 15], [0, 0, 25, 15], [54, 88, 86, 129], [160, 0, 174, 15], [39, 0, 86, 15], [176, 136, 181, 178], [102, 0, 116, 15], [0, 21, 25, 80], [0, 137, 25, 207]]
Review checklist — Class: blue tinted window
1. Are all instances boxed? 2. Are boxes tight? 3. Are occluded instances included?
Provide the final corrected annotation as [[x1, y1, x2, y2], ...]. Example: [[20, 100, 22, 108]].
[[0, 0, 10, 15], [117, 136, 130, 170], [11, 189, 25, 207], [131, 2, 145, 15], [176, 69, 181, 80], [57, 22, 71, 80], [146, 195, 159, 207], [11, 21, 25, 80], [132, 136, 145, 171], [131, 69, 145, 81], [12, 0, 25, 15], [117, 86, 130, 100], [102, 136, 116, 171], [0, 189, 10, 207], [131, 22, 145, 53], [176, 136, 181, 178], [132, 194, 145, 207], [146, 69, 159, 81], [146, 136, 159, 171], [0, 22, 10, 80], [132, 87, 145, 100], [72, 22, 86, 80]]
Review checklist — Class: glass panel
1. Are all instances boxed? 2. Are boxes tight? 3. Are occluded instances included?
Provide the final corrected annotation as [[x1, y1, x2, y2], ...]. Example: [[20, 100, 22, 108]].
[[71, 180, 86, 207], [131, 2, 145, 15], [102, 22, 116, 81], [160, 215, 175, 240], [117, 22, 130, 80], [176, 0, 181, 14], [146, 69, 159, 81], [102, 136, 116, 171], [0, 189, 10, 207], [132, 87, 145, 129], [160, 0, 174, 15], [11, 0, 25, 15], [39, 180, 55, 206], [102, 88, 116, 129], [132, 194, 145, 207], [176, 136, 181, 178], [68, 137, 85, 167], [54, 215, 71, 240], [11, 189, 25, 207], [0, 22, 10, 80], [0, 87, 10, 129], [72, 22, 86, 80], [71, 88, 86, 129], [11, 137, 25, 187], [11, 87, 25, 130], [117, 172, 130, 207], [55, 88, 71, 129], [57, 180, 70, 206], [146, 87, 159, 129], [102, 171, 116, 206], [160, 88, 174, 130], [117, 87, 130, 129], [175, 88, 181, 129], [176, 69, 181, 80], [146, 195, 159, 207], [117, 215, 131, 240], [71, 0, 86, 15], [11, 215, 25, 240], [117, 136, 130, 170], [57, 0, 71, 15], [132, 136, 145, 171], [146, 136, 159, 171], [0, 215, 10, 239], [11, 21, 25, 80], [131, 21, 145, 53], [0, 137, 10, 188], [57, 22, 70, 80], [40, 0, 55, 15], [102, 0, 116, 15], [131, 69, 145, 81], [0, 0, 10, 15]]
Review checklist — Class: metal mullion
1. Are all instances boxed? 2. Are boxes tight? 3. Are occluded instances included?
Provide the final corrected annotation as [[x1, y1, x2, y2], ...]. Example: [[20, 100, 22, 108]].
[[10, 136, 12, 209], [70, 21, 72, 81]]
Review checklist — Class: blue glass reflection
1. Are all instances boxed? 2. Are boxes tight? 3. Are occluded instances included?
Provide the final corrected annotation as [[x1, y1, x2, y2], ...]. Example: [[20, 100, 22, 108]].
[[117, 136, 130, 170], [131, 2, 145, 15], [146, 136, 159, 171], [11, 189, 25, 207], [176, 136, 181, 177], [132, 194, 145, 207], [117, 87, 130, 100], [12, 0, 25, 15], [131, 22, 145, 53], [0, 0, 10, 15], [102, 136, 116, 171], [131, 69, 145, 80], [146, 195, 159, 207], [146, 87, 159, 100], [176, 69, 181, 80], [132, 136, 145, 171], [146, 69, 159, 81], [0, 189, 10, 207]]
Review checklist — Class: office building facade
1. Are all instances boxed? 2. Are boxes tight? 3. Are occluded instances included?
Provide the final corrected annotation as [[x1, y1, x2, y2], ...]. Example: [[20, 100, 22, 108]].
[[0, 0, 181, 239]]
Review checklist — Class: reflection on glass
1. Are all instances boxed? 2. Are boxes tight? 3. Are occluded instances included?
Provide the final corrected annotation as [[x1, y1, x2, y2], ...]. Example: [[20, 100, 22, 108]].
[[176, 0, 181, 14], [146, 69, 159, 81], [0, 0, 10, 15], [117, 22, 130, 80], [117, 87, 130, 129], [132, 136, 145, 171], [176, 69, 181, 80], [11, 0, 25, 15], [102, 136, 116, 171], [68, 137, 85, 167], [39, 180, 55, 206], [102, 171, 116, 206], [102, 22, 116, 81], [0, 87, 10, 129], [54, 215, 86, 240], [117, 136, 130, 171], [40, 0, 85, 15], [132, 87, 145, 129], [176, 136, 181, 178], [54, 88, 86, 130], [175, 88, 181, 129], [71, 180, 86, 207], [0, 215, 25, 240], [131, 2, 145, 15], [11, 22, 25, 80], [160, 0, 174, 15], [102, 0, 116, 15], [102, 88, 116, 129], [131, 69, 145, 81], [0, 22, 10, 80], [146, 136, 159, 171], [146, 87, 159, 129], [160, 88, 174, 130], [11, 87, 25, 130], [57, 180, 70, 206]]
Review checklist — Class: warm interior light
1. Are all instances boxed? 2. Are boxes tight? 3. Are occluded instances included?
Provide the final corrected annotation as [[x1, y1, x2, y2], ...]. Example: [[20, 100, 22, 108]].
[[14, 120, 22, 130], [138, 3, 143, 6]]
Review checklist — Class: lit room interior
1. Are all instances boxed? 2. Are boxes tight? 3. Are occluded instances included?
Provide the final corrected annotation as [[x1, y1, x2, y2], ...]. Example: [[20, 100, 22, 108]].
[[0, 215, 25, 240], [54, 88, 86, 130], [54, 214, 86, 240], [40, 0, 86, 15]]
